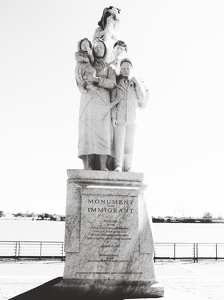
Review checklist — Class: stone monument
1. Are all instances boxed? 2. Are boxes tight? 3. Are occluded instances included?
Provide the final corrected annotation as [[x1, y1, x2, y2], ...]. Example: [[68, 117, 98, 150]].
[[54, 6, 164, 298], [55, 171, 163, 298]]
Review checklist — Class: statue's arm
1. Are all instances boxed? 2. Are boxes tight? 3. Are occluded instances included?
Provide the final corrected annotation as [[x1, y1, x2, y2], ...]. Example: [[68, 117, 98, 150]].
[[132, 77, 149, 108], [88, 54, 94, 65], [86, 46, 94, 65], [105, 17, 116, 39], [97, 67, 116, 89], [75, 52, 88, 63], [132, 77, 145, 101], [93, 27, 106, 40], [83, 67, 116, 89], [111, 87, 117, 126]]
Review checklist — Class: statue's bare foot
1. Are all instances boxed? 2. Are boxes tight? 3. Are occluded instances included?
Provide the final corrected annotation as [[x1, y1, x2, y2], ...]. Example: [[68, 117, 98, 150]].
[[85, 166, 92, 170], [114, 166, 122, 172]]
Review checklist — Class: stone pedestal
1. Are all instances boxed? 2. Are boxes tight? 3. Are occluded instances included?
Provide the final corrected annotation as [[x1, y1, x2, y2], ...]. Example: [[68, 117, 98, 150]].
[[55, 169, 164, 298]]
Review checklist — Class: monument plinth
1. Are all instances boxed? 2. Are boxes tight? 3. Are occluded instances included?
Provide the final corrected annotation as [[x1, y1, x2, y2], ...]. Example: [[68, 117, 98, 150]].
[[54, 169, 164, 298]]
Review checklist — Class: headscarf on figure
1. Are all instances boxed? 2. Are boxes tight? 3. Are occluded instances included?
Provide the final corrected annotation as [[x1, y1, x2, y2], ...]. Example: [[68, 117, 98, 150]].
[[78, 38, 116, 170]]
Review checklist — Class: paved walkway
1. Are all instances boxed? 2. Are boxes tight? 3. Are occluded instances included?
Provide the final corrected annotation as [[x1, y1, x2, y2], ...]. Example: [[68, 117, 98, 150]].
[[155, 259, 224, 300], [0, 259, 224, 299]]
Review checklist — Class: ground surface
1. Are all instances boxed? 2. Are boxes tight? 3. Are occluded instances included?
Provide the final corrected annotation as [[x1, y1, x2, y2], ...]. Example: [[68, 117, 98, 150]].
[[0, 259, 224, 300]]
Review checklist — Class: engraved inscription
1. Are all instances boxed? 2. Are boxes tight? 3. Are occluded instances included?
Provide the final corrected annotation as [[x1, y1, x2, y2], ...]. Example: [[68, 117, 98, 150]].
[[80, 192, 139, 273], [87, 198, 134, 214]]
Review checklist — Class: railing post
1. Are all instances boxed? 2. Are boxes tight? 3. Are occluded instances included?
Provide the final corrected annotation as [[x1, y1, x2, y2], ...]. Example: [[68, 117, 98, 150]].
[[193, 243, 195, 262], [196, 243, 198, 262], [216, 243, 218, 260], [15, 241, 18, 260], [39, 242, 42, 260], [153, 244, 156, 262], [174, 243, 176, 260], [61, 242, 64, 261], [18, 241, 20, 260], [193, 243, 196, 263]]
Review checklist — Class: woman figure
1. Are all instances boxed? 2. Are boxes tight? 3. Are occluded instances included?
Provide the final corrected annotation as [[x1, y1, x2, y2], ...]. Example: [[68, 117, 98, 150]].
[[77, 39, 116, 170], [93, 6, 121, 63]]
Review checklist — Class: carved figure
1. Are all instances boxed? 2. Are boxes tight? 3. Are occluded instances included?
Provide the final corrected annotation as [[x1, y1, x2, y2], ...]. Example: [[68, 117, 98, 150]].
[[75, 38, 97, 93], [109, 40, 128, 75], [111, 58, 148, 172], [78, 39, 116, 170], [93, 6, 121, 62]]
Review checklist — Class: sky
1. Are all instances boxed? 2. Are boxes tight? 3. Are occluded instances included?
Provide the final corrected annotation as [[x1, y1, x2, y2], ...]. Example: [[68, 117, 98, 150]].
[[0, 0, 224, 217]]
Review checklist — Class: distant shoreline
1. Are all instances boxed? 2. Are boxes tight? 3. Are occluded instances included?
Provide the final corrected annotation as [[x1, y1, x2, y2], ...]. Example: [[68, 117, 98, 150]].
[[0, 217, 64, 221], [152, 217, 224, 224], [1, 217, 224, 224]]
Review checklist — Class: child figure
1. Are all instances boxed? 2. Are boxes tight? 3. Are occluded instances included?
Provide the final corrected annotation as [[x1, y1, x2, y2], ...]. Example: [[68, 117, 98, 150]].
[[111, 58, 148, 172], [75, 38, 97, 93], [109, 40, 128, 75]]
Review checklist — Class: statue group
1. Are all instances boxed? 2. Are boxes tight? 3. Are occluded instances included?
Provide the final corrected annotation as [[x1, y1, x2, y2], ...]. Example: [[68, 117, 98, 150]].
[[75, 6, 149, 172], [53, 7, 163, 298]]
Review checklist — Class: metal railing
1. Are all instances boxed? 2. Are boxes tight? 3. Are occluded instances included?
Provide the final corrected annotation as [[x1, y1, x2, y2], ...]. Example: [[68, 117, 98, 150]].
[[154, 242, 224, 262], [1, 241, 224, 262], [0, 241, 65, 260]]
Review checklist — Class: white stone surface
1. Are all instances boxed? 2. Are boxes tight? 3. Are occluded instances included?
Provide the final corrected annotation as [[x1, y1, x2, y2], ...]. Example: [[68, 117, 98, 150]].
[[67, 169, 143, 184], [58, 170, 160, 297]]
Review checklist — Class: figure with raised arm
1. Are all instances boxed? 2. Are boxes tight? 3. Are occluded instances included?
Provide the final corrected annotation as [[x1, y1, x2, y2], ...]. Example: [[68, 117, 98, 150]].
[[93, 6, 121, 62]]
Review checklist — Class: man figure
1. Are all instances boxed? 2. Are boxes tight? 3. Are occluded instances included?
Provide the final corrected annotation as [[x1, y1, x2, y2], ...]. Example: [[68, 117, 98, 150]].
[[111, 58, 148, 172], [109, 40, 128, 75]]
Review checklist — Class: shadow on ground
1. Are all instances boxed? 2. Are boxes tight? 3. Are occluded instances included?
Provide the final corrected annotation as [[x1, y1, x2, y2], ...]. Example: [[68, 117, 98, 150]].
[[9, 277, 124, 300]]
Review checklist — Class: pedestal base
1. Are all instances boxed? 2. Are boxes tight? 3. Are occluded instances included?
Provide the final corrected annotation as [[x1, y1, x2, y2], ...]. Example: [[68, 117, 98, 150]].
[[58, 170, 164, 298], [54, 278, 164, 298]]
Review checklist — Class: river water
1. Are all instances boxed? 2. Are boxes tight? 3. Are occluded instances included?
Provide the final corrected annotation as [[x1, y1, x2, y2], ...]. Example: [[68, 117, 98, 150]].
[[0, 220, 223, 243]]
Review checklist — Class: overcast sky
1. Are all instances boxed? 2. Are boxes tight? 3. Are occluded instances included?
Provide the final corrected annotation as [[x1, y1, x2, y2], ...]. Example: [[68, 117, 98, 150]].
[[1, 0, 224, 217]]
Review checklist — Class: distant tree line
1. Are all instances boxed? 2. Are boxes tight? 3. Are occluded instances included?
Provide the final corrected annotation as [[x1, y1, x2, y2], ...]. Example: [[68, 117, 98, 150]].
[[152, 212, 224, 223], [36, 213, 65, 221], [0, 210, 65, 221]]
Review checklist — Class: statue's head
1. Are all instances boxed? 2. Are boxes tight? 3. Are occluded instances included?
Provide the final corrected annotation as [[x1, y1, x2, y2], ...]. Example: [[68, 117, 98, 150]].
[[120, 58, 133, 78], [108, 6, 121, 19], [113, 40, 127, 59], [77, 38, 92, 52], [98, 6, 121, 30], [92, 39, 107, 59]]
